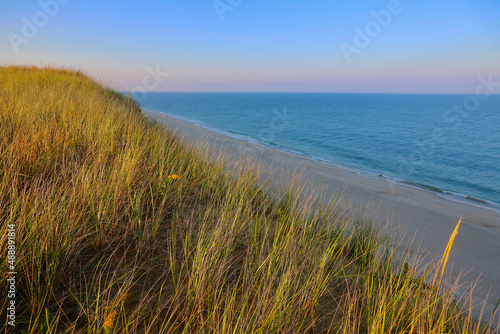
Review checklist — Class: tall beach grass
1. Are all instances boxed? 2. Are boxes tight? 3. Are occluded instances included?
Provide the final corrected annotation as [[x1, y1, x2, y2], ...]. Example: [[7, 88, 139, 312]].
[[0, 66, 498, 333]]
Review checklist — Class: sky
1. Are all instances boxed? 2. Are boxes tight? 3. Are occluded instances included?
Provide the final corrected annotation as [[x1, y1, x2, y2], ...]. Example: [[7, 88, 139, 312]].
[[0, 0, 499, 93]]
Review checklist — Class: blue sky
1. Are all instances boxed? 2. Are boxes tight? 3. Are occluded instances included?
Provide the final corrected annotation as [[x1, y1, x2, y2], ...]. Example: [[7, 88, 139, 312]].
[[1, 0, 499, 93]]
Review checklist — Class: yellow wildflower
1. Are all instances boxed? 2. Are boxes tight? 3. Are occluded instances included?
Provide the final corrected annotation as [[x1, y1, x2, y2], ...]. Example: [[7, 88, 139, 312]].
[[103, 310, 118, 332], [167, 174, 182, 181]]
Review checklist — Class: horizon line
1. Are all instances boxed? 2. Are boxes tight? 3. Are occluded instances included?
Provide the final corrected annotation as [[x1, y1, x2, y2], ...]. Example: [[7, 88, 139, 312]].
[[120, 90, 500, 95]]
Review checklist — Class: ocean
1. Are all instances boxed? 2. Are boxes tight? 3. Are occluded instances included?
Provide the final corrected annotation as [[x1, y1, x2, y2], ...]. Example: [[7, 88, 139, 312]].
[[136, 92, 500, 207]]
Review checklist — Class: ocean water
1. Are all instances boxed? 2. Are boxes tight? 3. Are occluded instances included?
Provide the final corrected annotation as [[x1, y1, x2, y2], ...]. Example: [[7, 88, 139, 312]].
[[137, 92, 500, 207]]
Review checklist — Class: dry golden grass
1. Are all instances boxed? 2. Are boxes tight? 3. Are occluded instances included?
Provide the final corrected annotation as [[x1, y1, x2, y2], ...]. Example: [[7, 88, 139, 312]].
[[0, 66, 497, 333]]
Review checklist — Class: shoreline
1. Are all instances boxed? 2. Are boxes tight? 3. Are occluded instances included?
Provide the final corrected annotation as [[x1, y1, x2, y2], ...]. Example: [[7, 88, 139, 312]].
[[143, 109, 500, 315], [143, 108, 500, 213]]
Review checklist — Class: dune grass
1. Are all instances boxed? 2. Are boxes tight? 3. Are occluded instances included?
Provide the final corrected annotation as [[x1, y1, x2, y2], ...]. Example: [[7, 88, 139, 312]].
[[0, 66, 498, 333]]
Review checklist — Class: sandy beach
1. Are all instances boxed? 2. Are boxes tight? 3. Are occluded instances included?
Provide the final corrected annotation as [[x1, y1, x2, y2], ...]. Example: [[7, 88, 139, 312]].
[[143, 109, 500, 317]]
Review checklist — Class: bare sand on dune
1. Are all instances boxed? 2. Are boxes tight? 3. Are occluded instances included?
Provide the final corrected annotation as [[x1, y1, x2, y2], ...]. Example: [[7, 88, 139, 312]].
[[143, 109, 500, 320]]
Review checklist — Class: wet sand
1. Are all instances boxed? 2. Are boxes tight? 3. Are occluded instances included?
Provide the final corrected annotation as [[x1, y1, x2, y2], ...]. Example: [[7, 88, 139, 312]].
[[143, 109, 500, 319]]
